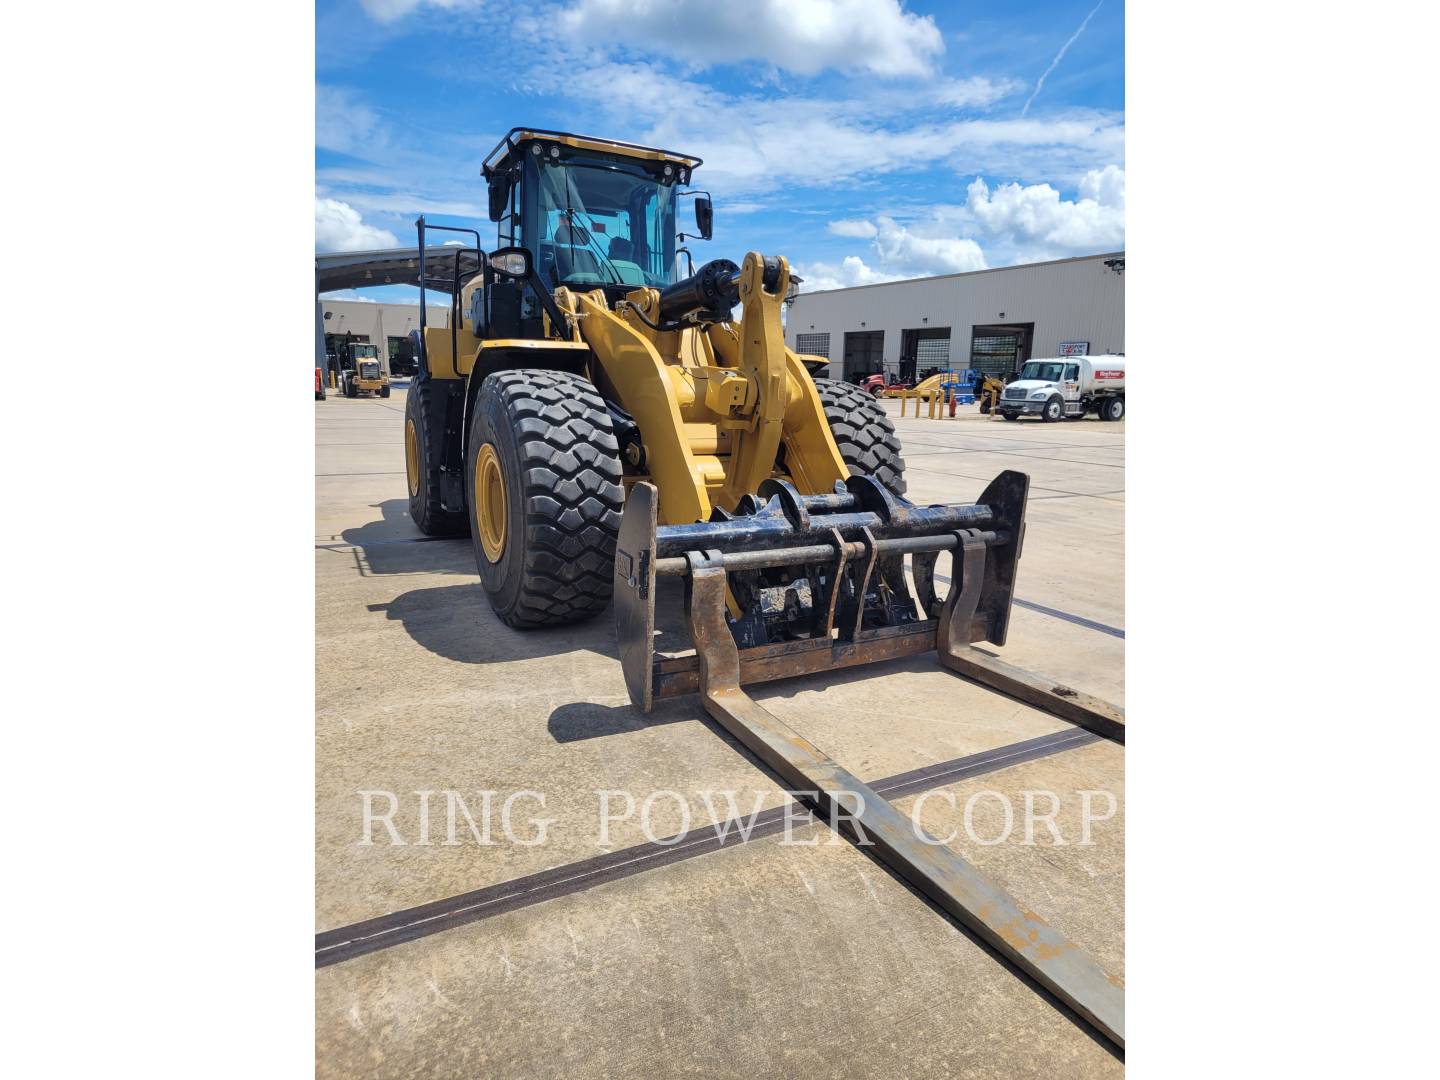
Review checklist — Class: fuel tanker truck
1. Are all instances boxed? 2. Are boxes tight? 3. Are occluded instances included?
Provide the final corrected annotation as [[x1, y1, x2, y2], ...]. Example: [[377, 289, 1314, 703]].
[[997, 355, 1126, 422]]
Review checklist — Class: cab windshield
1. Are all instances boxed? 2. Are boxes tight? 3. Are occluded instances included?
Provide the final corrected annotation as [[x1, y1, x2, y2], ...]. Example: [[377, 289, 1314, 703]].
[[1019, 361, 1065, 381], [352, 344, 378, 359], [533, 157, 678, 289]]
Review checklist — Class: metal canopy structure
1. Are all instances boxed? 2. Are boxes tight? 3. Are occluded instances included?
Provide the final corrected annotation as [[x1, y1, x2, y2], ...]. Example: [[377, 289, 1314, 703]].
[[315, 246, 481, 295], [315, 245, 482, 372]]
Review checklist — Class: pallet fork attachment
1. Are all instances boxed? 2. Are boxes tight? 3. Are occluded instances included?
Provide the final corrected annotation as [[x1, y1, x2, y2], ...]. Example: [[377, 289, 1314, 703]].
[[614, 470, 1125, 1050]]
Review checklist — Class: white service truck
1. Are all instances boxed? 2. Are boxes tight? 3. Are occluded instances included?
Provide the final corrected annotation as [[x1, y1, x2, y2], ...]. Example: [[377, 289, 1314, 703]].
[[997, 356, 1125, 422]]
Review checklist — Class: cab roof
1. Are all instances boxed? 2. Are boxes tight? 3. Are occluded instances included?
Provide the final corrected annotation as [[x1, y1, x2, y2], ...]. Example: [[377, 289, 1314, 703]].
[[482, 127, 702, 179]]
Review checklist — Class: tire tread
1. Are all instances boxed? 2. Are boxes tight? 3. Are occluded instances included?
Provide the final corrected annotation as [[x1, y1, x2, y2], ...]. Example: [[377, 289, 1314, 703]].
[[478, 370, 623, 628], [813, 378, 907, 496]]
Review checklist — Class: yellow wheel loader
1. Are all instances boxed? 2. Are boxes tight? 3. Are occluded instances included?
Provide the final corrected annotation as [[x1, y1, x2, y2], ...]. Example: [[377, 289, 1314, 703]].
[[401, 129, 1125, 1045], [975, 374, 1007, 413], [338, 342, 391, 399], [404, 128, 905, 626]]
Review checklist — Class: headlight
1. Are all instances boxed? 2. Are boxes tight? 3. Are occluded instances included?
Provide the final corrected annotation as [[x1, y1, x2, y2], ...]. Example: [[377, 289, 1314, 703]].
[[1030, 391, 1049, 399], [490, 252, 528, 276]]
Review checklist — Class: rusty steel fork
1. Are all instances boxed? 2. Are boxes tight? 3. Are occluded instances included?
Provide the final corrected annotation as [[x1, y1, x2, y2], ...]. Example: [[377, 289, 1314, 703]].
[[684, 551, 1126, 1050]]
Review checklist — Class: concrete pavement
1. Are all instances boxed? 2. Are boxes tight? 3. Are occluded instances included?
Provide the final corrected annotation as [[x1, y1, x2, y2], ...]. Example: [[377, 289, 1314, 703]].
[[315, 391, 1125, 1077]]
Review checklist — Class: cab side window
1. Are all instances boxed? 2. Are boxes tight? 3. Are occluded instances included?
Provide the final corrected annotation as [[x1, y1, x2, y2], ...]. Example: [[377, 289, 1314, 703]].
[[1064, 364, 1079, 381]]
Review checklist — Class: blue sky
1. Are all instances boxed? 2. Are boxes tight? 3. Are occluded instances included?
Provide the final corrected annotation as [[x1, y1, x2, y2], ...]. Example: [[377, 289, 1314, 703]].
[[316, 0, 1123, 302]]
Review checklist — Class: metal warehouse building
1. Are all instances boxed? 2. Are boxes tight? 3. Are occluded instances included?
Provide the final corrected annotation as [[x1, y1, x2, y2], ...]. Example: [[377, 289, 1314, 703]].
[[785, 251, 1124, 384], [317, 299, 452, 376]]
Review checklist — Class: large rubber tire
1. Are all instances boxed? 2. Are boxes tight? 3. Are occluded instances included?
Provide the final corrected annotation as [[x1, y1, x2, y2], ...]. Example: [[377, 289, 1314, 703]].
[[379, 383, 391, 399], [405, 375, 469, 537], [343, 374, 358, 399], [1042, 395, 1064, 422], [467, 369, 624, 628], [1001, 412, 1019, 421], [813, 377, 907, 496], [1101, 396, 1125, 422], [978, 396, 991, 414]]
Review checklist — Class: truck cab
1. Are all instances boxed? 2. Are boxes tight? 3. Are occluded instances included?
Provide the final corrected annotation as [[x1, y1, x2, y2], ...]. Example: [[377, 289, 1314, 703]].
[[997, 356, 1125, 422]]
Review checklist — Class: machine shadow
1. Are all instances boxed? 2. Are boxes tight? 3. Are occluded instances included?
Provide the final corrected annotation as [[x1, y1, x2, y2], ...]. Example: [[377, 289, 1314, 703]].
[[370, 583, 618, 666], [340, 499, 472, 576], [547, 699, 697, 742]]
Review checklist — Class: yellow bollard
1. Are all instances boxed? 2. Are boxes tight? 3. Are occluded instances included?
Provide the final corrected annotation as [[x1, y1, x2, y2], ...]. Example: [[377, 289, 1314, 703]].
[[900, 392, 908, 418]]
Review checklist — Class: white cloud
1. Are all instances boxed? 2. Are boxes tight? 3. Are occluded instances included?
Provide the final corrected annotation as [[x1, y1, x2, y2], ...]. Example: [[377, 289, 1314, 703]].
[[807, 165, 1124, 287], [316, 86, 385, 156], [962, 166, 1124, 254], [315, 198, 400, 252], [798, 218, 986, 293], [318, 290, 381, 303], [868, 216, 987, 275], [359, 0, 482, 23], [639, 100, 1124, 195], [793, 255, 897, 293], [553, 0, 943, 77], [1078, 162, 1125, 206], [932, 76, 1026, 109]]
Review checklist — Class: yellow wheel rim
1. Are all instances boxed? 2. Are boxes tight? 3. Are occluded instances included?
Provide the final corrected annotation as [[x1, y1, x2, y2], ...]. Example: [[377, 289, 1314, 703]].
[[475, 442, 507, 563], [404, 418, 421, 498]]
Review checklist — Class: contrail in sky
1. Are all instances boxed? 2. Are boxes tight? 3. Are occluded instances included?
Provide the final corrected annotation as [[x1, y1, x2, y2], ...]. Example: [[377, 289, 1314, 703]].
[[1021, 0, 1106, 117]]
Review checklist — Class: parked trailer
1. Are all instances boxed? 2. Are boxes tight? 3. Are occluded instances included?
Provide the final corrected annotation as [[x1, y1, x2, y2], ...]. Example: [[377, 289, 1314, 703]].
[[998, 356, 1125, 422]]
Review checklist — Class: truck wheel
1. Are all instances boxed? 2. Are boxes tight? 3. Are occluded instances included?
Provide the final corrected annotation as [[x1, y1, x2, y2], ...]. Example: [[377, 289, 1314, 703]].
[[380, 384, 391, 399], [1042, 395, 1063, 422], [1101, 397, 1125, 421], [813, 377, 907, 496], [467, 369, 624, 628], [405, 375, 469, 537]]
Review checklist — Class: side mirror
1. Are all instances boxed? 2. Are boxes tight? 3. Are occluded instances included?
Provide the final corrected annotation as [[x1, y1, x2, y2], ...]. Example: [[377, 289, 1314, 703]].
[[487, 174, 510, 222], [488, 246, 532, 280], [694, 195, 713, 240]]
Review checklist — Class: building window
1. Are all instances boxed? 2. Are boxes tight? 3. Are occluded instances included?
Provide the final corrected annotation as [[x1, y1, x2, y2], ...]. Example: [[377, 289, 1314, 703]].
[[794, 332, 830, 357]]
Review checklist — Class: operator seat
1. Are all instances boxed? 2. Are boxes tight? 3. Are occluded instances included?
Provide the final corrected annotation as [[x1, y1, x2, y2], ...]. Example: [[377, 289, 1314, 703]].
[[606, 235, 647, 286], [551, 220, 602, 283]]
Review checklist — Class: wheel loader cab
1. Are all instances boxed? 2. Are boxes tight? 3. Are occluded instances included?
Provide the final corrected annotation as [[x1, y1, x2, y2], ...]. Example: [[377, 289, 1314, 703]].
[[480, 130, 694, 338]]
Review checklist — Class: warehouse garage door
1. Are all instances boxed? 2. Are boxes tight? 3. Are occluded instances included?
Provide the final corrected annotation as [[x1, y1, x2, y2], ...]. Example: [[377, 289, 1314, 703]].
[[969, 323, 1034, 378], [900, 327, 951, 381], [842, 330, 884, 380]]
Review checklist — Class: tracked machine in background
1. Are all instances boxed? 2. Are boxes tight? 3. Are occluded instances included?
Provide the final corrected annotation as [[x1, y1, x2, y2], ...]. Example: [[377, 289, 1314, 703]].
[[403, 128, 1124, 1050]]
